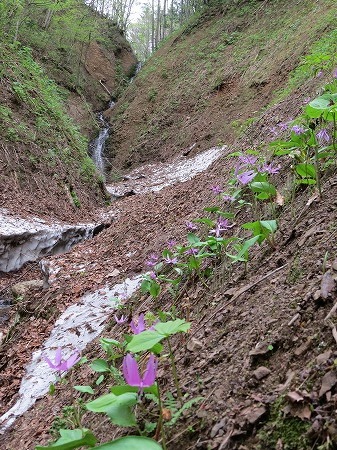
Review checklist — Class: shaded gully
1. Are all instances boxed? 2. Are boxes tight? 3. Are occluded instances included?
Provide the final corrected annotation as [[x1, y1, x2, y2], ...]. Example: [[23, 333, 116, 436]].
[[0, 91, 226, 430]]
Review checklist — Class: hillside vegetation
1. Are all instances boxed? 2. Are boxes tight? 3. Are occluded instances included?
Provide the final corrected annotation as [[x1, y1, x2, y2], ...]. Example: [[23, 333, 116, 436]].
[[108, 0, 337, 173], [0, 0, 136, 220], [2, 1, 337, 450]]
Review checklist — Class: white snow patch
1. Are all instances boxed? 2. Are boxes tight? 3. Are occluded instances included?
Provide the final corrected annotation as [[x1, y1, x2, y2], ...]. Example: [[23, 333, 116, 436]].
[[106, 145, 225, 197], [0, 275, 142, 432]]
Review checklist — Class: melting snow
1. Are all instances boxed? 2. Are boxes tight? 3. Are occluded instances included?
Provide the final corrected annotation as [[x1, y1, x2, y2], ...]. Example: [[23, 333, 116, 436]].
[[0, 276, 142, 432], [106, 145, 226, 197]]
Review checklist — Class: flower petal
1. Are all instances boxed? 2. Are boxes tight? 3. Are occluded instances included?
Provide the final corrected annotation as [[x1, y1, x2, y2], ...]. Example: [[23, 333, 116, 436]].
[[54, 348, 62, 366], [123, 354, 142, 386], [44, 356, 57, 369], [65, 352, 80, 370], [142, 354, 157, 387], [138, 314, 146, 333]]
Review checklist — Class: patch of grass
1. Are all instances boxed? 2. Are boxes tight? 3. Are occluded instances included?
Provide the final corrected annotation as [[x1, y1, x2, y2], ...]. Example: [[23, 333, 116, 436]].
[[2, 42, 99, 187], [257, 397, 311, 450]]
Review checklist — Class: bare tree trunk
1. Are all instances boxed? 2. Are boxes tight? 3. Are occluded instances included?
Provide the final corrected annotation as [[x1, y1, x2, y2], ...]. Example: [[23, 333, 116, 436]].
[[151, 0, 155, 52], [43, 9, 54, 29]]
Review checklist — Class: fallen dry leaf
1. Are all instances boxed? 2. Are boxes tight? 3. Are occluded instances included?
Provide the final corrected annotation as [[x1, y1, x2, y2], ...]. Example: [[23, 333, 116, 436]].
[[319, 371, 337, 397], [287, 391, 304, 403]]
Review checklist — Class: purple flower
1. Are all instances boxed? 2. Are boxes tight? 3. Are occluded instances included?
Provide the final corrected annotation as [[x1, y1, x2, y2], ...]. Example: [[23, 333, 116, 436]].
[[303, 97, 311, 104], [333, 68, 337, 79], [146, 253, 159, 268], [167, 239, 177, 248], [292, 125, 305, 135], [222, 194, 234, 202], [277, 122, 288, 131], [210, 218, 232, 237], [130, 313, 146, 334], [211, 185, 223, 195], [163, 255, 178, 264], [44, 348, 80, 372], [123, 353, 157, 390], [316, 70, 323, 78], [269, 126, 278, 136], [260, 163, 280, 175], [114, 314, 127, 324], [316, 128, 330, 145], [149, 271, 157, 280], [185, 221, 198, 231], [237, 170, 256, 185], [238, 155, 257, 165], [185, 247, 198, 256]]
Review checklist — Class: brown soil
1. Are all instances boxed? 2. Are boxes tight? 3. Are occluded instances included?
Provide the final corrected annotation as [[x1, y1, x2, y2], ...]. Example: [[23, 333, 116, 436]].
[[2, 79, 337, 449], [1, 3, 337, 448]]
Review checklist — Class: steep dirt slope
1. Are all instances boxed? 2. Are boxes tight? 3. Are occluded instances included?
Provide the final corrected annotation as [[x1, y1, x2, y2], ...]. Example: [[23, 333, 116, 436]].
[[1, 1, 337, 449], [0, 5, 136, 221], [107, 0, 336, 174]]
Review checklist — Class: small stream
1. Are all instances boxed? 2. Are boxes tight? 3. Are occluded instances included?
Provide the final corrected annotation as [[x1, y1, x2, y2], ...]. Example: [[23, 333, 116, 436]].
[[89, 101, 115, 178], [0, 81, 227, 431]]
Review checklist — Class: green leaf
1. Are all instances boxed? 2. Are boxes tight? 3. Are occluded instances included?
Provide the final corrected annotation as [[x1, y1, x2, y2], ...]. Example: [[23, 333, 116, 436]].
[[295, 163, 316, 179], [90, 359, 110, 373], [86, 393, 137, 426], [96, 375, 104, 385], [204, 206, 220, 213], [250, 181, 276, 195], [110, 385, 139, 395], [217, 211, 235, 219], [100, 338, 121, 348], [260, 220, 278, 233], [154, 319, 190, 336], [94, 436, 162, 450], [74, 385, 94, 395], [141, 279, 151, 293], [149, 281, 161, 298], [35, 428, 96, 450], [86, 393, 121, 412], [126, 330, 164, 353], [194, 218, 215, 227], [187, 232, 201, 244], [305, 94, 337, 118], [296, 178, 317, 185]]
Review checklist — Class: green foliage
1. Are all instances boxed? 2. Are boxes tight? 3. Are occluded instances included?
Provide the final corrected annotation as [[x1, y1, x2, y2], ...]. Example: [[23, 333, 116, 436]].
[[94, 436, 163, 450], [126, 319, 191, 353], [36, 428, 96, 450], [257, 397, 310, 450], [86, 392, 138, 426]]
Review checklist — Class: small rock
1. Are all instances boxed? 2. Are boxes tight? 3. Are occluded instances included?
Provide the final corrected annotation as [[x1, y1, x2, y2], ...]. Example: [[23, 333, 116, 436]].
[[332, 260, 337, 271], [11, 280, 44, 298], [106, 269, 120, 278], [239, 405, 267, 424], [313, 290, 321, 301], [186, 337, 203, 352], [316, 350, 332, 365], [321, 271, 335, 299], [253, 366, 271, 380], [287, 391, 304, 403], [210, 418, 226, 438], [249, 343, 271, 357]]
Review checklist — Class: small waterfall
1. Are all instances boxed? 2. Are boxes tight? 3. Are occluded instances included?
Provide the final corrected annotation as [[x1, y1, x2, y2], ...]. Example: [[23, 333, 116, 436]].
[[89, 101, 115, 177]]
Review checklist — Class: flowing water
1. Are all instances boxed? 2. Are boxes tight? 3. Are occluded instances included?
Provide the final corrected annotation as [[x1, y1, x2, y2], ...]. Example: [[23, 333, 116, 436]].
[[0, 88, 227, 431], [89, 101, 115, 177]]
